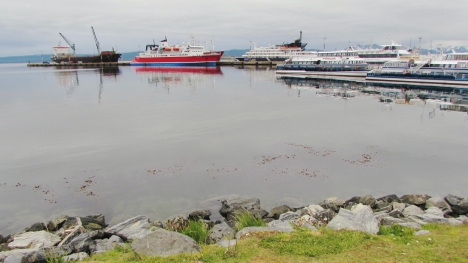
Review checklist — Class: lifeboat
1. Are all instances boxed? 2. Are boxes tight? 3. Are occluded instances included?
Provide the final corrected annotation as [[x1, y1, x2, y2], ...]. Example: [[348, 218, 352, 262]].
[[164, 47, 172, 51], [173, 47, 180, 51]]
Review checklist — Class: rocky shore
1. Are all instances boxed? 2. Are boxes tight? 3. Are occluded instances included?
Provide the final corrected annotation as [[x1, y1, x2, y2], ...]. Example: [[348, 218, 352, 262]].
[[1, 193, 467, 262]]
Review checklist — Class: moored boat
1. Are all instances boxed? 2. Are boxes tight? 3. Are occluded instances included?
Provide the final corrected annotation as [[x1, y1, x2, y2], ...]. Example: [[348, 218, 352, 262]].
[[130, 36, 224, 66], [51, 27, 121, 64], [238, 31, 317, 62], [276, 56, 370, 77]]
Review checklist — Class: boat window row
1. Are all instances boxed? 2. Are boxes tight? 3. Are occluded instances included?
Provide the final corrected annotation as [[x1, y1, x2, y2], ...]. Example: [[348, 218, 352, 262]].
[[446, 54, 468, 60], [318, 52, 357, 57], [359, 54, 398, 58], [291, 60, 363, 65]]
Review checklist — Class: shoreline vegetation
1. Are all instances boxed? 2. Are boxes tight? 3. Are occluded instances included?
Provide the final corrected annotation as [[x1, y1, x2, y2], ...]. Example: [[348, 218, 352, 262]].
[[1, 193, 467, 262]]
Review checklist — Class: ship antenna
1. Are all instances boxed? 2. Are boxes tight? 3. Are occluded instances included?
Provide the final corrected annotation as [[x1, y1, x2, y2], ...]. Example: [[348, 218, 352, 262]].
[[300, 31, 302, 42]]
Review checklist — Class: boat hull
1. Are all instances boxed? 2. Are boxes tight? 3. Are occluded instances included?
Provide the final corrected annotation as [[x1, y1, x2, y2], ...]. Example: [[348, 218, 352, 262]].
[[52, 53, 121, 63], [130, 52, 224, 66], [366, 73, 468, 88], [276, 70, 368, 77]]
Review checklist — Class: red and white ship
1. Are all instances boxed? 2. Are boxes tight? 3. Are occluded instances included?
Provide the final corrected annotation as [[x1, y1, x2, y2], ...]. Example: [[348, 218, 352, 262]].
[[130, 36, 224, 66]]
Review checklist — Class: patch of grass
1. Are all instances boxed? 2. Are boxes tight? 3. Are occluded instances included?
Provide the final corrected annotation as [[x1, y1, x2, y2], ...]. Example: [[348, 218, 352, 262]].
[[422, 223, 442, 230], [233, 210, 266, 231], [260, 227, 372, 257], [378, 224, 415, 245], [85, 244, 141, 262], [180, 219, 209, 244], [45, 249, 64, 263], [82, 224, 468, 263]]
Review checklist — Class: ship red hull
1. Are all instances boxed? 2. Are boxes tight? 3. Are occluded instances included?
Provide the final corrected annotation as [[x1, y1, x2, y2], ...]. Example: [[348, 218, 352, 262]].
[[130, 52, 224, 66]]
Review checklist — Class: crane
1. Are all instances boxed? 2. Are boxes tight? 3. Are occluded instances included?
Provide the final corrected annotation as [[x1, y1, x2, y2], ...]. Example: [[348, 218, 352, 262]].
[[91, 26, 100, 54], [59, 33, 76, 55]]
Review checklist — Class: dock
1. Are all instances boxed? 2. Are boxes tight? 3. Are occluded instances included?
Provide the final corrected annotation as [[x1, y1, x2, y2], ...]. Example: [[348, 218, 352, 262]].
[[27, 60, 281, 67], [27, 61, 130, 67]]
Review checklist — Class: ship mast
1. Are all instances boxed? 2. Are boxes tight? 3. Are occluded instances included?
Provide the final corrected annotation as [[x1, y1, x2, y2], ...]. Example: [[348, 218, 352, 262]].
[[59, 33, 76, 55], [91, 26, 101, 54]]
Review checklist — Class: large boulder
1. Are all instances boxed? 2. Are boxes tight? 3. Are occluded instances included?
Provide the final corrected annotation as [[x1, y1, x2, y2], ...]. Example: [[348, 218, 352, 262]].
[[68, 231, 104, 254], [207, 221, 235, 244], [359, 195, 376, 208], [319, 197, 344, 213], [400, 194, 431, 206], [343, 196, 361, 210], [80, 214, 106, 230], [303, 205, 324, 217], [444, 194, 463, 206], [219, 197, 268, 221], [91, 236, 125, 254], [0, 249, 46, 263], [131, 229, 200, 257], [8, 231, 61, 249], [326, 204, 379, 234], [425, 195, 452, 216], [266, 205, 293, 220], [449, 197, 468, 215], [376, 194, 400, 204], [402, 205, 424, 217], [104, 215, 156, 241], [23, 223, 47, 233]]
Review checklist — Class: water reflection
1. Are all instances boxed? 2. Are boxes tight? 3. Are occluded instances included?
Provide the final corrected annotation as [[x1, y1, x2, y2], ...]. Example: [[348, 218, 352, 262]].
[[53, 67, 121, 100], [132, 66, 223, 93], [278, 76, 468, 113]]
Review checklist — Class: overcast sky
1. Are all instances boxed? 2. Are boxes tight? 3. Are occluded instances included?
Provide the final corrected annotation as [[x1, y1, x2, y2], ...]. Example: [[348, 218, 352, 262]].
[[1, 0, 467, 56]]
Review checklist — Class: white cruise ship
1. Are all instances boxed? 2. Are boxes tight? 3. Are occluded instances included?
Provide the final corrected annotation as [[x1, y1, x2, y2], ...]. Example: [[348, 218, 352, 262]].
[[314, 41, 418, 64], [238, 31, 317, 62]]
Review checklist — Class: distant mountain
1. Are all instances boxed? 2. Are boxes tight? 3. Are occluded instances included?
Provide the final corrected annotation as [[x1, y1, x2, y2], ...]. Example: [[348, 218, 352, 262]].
[[223, 49, 249, 57], [0, 54, 52, 63]]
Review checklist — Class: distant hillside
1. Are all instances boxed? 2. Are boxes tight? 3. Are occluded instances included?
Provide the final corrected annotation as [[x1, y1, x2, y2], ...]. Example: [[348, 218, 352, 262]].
[[0, 54, 52, 63], [224, 49, 249, 57]]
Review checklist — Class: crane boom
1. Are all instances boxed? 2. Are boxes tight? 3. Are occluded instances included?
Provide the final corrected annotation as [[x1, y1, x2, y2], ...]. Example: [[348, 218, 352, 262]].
[[91, 26, 100, 54], [59, 33, 76, 55]]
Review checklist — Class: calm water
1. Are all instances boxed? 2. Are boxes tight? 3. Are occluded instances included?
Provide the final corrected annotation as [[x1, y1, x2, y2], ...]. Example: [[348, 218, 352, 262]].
[[1, 63, 467, 234]]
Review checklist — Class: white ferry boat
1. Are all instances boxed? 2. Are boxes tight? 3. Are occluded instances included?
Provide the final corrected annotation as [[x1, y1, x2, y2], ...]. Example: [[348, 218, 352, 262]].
[[314, 41, 417, 65], [238, 31, 317, 62], [367, 54, 468, 88], [276, 56, 370, 77]]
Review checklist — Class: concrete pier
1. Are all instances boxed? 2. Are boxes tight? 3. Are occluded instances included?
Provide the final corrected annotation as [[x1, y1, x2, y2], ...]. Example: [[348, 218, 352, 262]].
[[27, 60, 280, 67], [27, 61, 130, 67]]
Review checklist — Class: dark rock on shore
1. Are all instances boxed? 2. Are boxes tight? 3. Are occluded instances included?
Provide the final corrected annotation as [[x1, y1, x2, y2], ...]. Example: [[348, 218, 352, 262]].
[[104, 215, 155, 241], [188, 210, 212, 221], [376, 194, 401, 204], [266, 205, 293, 220], [318, 197, 344, 213], [400, 194, 431, 206], [219, 197, 268, 221]]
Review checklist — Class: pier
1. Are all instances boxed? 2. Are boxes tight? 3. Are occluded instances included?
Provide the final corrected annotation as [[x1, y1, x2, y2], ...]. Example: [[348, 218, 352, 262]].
[[27, 60, 281, 67], [27, 61, 130, 67]]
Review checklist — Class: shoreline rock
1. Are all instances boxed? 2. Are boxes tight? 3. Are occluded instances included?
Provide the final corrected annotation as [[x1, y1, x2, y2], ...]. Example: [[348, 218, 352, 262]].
[[1, 193, 467, 262]]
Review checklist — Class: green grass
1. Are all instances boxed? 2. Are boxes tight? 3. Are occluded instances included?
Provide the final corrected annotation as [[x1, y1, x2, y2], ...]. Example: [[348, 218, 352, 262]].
[[81, 224, 468, 263], [179, 219, 209, 244], [233, 210, 266, 231], [261, 227, 372, 257], [378, 224, 415, 244]]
